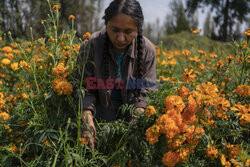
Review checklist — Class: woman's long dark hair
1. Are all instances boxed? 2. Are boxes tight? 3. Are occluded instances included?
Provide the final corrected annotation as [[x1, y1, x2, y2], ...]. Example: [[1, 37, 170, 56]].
[[102, 0, 144, 95]]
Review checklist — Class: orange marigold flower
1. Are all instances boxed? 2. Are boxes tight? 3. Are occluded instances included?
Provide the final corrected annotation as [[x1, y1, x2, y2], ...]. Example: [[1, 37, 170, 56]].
[[164, 95, 185, 112], [0, 37, 2, 41], [182, 69, 196, 84], [243, 28, 250, 36], [209, 52, 218, 58], [233, 85, 250, 97], [83, 32, 91, 40], [52, 5, 61, 12], [0, 112, 10, 121], [52, 63, 70, 78], [68, 14, 75, 20], [8, 143, 18, 153], [1, 58, 11, 65], [1, 46, 12, 53], [145, 124, 161, 144], [162, 151, 180, 167], [206, 145, 219, 160], [145, 105, 156, 117], [156, 113, 181, 139], [42, 140, 52, 146], [178, 86, 190, 98], [231, 103, 250, 126], [79, 138, 88, 145], [182, 49, 191, 56], [53, 77, 73, 95], [190, 28, 201, 34]]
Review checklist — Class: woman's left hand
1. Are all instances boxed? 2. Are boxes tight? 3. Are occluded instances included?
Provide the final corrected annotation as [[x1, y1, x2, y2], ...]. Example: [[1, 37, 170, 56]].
[[134, 107, 144, 115]]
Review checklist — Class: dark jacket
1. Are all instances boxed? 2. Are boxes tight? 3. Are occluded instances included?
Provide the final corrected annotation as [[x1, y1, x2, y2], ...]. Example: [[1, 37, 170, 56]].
[[75, 28, 156, 115]]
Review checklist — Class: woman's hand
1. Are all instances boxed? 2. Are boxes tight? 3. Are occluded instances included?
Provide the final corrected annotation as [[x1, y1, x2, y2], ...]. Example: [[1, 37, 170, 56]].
[[134, 107, 144, 115], [81, 110, 96, 151]]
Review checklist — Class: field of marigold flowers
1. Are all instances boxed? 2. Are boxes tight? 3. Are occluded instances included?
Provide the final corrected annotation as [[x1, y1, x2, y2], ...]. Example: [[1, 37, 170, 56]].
[[0, 2, 249, 167]]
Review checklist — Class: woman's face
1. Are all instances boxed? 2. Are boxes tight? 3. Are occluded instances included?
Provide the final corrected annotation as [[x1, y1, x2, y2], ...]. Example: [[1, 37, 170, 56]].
[[107, 13, 138, 52]]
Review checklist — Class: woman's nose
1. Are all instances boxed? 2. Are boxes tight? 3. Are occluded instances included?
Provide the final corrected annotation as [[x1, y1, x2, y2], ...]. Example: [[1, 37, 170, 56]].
[[117, 32, 125, 42]]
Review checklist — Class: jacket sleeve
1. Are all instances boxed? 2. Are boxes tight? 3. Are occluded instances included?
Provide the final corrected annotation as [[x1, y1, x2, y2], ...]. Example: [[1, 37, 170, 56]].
[[74, 40, 97, 115], [134, 41, 157, 109]]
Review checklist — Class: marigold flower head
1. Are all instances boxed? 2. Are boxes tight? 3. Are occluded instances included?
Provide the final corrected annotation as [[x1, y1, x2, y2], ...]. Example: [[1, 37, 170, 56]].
[[0, 37, 2, 41], [10, 62, 19, 70], [83, 32, 91, 40], [52, 63, 70, 77], [164, 95, 185, 112], [145, 105, 156, 117], [79, 138, 88, 145], [52, 5, 61, 12], [182, 49, 191, 56], [182, 68, 196, 84], [145, 124, 161, 145], [68, 14, 75, 20], [206, 145, 219, 160], [178, 86, 190, 98], [53, 77, 72, 95], [0, 112, 10, 121], [190, 28, 201, 34], [162, 151, 180, 167], [1, 58, 11, 65], [243, 28, 250, 36], [1, 46, 12, 53], [233, 85, 250, 97]]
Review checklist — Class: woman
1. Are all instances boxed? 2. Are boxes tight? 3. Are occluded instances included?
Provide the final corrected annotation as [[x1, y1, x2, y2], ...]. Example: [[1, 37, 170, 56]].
[[76, 0, 156, 150]]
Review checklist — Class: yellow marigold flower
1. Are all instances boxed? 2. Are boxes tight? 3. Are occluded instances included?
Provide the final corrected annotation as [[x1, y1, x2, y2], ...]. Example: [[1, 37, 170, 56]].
[[243, 28, 250, 36], [164, 95, 185, 112], [79, 138, 88, 145], [52, 5, 61, 12], [1, 46, 12, 53], [53, 77, 73, 95], [145, 105, 156, 117], [1, 58, 11, 65], [162, 151, 180, 167], [206, 145, 219, 160], [0, 112, 10, 121], [182, 69, 196, 84], [10, 62, 19, 70], [220, 154, 231, 167], [233, 85, 250, 97], [21, 93, 29, 99], [68, 14, 75, 20], [83, 32, 91, 40]]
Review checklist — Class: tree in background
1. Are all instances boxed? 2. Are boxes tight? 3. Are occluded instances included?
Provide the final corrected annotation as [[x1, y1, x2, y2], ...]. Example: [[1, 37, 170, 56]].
[[163, 0, 198, 36], [186, 0, 250, 41], [0, 0, 103, 40]]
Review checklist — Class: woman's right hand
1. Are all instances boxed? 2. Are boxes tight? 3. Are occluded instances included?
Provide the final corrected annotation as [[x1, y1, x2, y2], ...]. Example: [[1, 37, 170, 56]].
[[81, 110, 96, 151]]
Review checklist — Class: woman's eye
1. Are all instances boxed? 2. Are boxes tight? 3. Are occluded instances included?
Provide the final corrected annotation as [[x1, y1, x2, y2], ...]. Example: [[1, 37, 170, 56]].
[[112, 29, 119, 32], [125, 31, 132, 34]]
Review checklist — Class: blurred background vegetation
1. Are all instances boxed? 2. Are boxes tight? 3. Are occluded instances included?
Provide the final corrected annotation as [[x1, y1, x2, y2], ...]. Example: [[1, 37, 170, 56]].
[[0, 0, 249, 47]]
